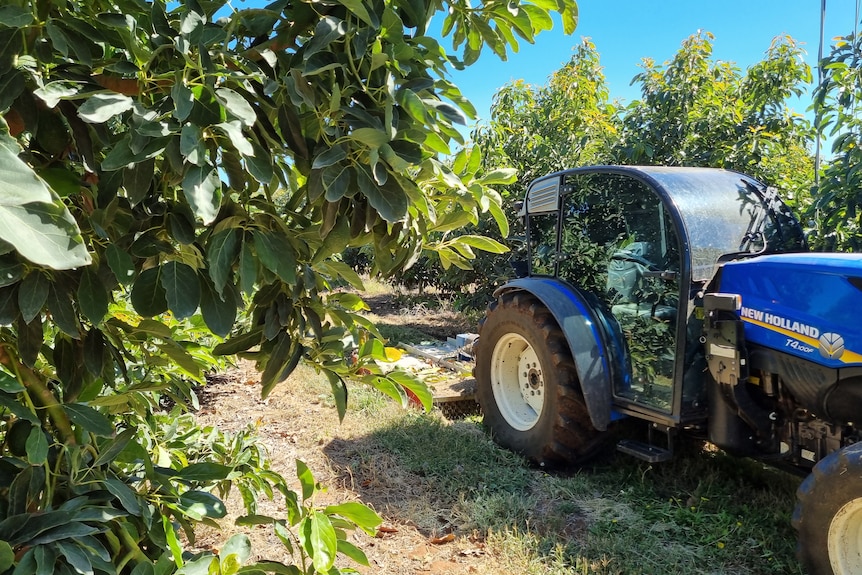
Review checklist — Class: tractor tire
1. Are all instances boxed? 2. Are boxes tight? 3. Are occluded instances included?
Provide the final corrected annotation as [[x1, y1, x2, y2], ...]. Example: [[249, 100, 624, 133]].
[[474, 291, 603, 466], [793, 442, 862, 574]]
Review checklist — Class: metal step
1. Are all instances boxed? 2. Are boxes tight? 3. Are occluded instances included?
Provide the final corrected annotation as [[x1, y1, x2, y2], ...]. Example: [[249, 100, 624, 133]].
[[616, 439, 673, 463]]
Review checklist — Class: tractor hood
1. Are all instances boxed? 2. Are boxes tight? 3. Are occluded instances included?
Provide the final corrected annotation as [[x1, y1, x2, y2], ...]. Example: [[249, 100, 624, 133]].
[[718, 253, 862, 368]]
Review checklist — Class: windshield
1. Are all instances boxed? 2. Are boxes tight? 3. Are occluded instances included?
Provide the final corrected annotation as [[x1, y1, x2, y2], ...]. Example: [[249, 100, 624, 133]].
[[634, 167, 805, 281]]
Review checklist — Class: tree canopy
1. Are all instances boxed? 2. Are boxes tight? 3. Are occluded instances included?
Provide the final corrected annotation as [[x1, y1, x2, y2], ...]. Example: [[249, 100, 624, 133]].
[[476, 31, 815, 202], [0, 0, 578, 571]]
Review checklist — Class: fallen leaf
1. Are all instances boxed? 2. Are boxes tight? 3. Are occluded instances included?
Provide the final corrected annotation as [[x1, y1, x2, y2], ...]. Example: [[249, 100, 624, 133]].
[[429, 533, 455, 545], [375, 525, 398, 537]]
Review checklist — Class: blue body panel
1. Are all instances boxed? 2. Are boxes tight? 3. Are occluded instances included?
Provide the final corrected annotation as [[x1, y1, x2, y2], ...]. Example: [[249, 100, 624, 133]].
[[718, 253, 862, 368]]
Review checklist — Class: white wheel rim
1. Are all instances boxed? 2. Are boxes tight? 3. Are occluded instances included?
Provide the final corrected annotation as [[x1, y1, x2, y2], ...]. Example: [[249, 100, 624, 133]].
[[829, 497, 862, 573], [489, 332, 544, 431]]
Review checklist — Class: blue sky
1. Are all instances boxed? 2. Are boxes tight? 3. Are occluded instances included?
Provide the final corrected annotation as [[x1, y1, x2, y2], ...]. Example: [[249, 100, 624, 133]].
[[438, 1, 862, 129]]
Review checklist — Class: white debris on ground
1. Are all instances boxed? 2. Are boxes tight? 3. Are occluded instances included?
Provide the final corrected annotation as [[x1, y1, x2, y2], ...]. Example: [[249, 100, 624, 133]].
[[389, 334, 479, 403]]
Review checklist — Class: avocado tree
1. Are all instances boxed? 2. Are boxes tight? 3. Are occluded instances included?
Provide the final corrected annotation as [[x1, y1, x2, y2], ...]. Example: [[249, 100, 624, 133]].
[[0, 0, 577, 571], [811, 30, 862, 250], [618, 31, 814, 203]]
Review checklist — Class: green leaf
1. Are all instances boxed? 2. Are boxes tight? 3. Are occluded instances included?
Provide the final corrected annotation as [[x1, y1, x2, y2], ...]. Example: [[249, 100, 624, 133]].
[[176, 556, 216, 575], [83, 328, 106, 376], [36, 167, 79, 198], [77, 93, 133, 123], [33, 80, 79, 108], [260, 332, 293, 397], [78, 268, 109, 324], [56, 541, 94, 575], [160, 261, 200, 319], [177, 490, 227, 520], [124, 157, 155, 204], [34, 542, 57, 575], [215, 88, 256, 127], [349, 127, 389, 148], [207, 227, 239, 296], [454, 235, 509, 254], [246, 142, 273, 185], [133, 318, 172, 338], [318, 261, 364, 290], [17, 315, 42, 367], [172, 80, 194, 122], [323, 502, 382, 534], [325, 371, 348, 422], [0, 540, 12, 572], [18, 272, 48, 323], [106, 244, 135, 285], [336, 539, 370, 566], [321, 164, 352, 202], [175, 462, 234, 482], [0, 201, 91, 270], [11, 547, 36, 575], [130, 267, 168, 317], [332, 0, 377, 27], [312, 145, 347, 170], [63, 403, 114, 437], [157, 342, 203, 379], [220, 534, 252, 568], [239, 238, 257, 296], [252, 230, 296, 285], [182, 165, 222, 225], [46, 286, 80, 338], [0, 369, 24, 393], [216, 121, 254, 158], [105, 477, 141, 515], [200, 277, 236, 338], [387, 370, 433, 411], [304, 511, 337, 572], [0, 257, 22, 287], [356, 167, 407, 223], [212, 329, 261, 356], [25, 426, 48, 464], [478, 167, 518, 185], [162, 514, 182, 568], [94, 428, 136, 466], [0, 6, 34, 28], [296, 460, 315, 501], [0, 146, 90, 269], [398, 89, 426, 123]]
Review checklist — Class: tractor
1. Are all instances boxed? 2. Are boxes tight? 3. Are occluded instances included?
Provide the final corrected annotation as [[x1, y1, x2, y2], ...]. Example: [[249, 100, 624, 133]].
[[473, 165, 862, 574]]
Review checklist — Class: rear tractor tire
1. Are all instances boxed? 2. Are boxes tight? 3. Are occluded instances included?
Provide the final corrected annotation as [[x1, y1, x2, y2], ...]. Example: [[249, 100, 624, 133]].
[[793, 442, 862, 574], [474, 291, 603, 466]]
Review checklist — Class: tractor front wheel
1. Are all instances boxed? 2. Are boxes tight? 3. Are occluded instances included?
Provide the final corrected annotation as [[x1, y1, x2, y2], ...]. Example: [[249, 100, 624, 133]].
[[793, 442, 862, 574], [474, 291, 602, 466]]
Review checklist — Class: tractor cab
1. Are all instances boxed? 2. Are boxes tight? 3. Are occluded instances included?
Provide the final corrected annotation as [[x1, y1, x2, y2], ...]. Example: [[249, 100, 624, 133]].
[[518, 166, 805, 425]]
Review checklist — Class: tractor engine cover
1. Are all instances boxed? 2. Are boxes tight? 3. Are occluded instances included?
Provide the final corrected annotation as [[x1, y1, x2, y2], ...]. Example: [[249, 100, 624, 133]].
[[718, 253, 862, 422]]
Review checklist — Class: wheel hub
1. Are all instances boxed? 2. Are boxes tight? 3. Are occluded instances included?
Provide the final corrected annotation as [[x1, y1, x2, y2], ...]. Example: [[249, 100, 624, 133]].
[[490, 333, 544, 431], [829, 496, 862, 573]]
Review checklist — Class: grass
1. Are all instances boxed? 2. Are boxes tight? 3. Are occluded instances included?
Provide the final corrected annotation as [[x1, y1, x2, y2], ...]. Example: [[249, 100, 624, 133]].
[[316, 366, 804, 575], [304, 287, 805, 574]]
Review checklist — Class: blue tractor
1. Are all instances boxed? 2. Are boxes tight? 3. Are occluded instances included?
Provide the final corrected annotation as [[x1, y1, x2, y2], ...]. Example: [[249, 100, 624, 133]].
[[473, 166, 862, 574]]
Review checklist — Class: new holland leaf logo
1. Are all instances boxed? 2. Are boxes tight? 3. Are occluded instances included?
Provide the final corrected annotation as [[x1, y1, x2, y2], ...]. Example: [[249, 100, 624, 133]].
[[819, 332, 845, 360]]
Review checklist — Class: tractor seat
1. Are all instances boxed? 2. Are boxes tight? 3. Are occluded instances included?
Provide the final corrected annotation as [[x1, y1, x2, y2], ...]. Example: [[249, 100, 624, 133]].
[[607, 242, 676, 321]]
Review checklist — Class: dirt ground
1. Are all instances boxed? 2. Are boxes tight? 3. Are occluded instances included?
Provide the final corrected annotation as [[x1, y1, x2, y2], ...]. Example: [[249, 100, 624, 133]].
[[192, 294, 494, 574]]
